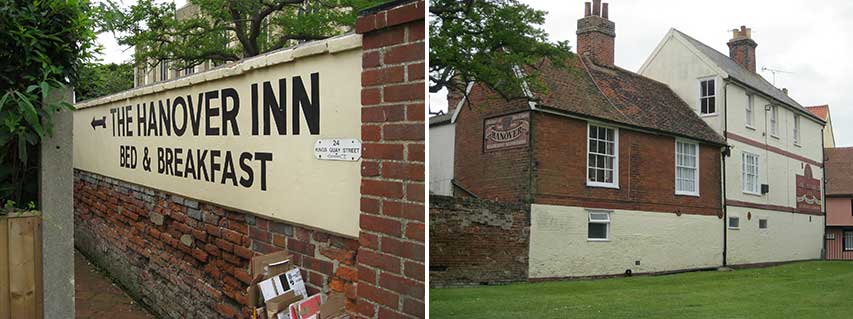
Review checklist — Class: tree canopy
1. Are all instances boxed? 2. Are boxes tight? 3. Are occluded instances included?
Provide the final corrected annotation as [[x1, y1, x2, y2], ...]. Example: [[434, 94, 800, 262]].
[[0, 0, 98, 206], [98, 0, 384, 70], [429, 0, 571, 105], [76, 62, 135, 102]]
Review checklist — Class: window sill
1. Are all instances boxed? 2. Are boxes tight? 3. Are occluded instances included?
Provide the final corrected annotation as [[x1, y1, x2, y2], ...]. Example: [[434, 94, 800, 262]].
[[728, 227, 740, 230], [771, 134, 780, 140], [745, 125, 756, 131], [587, 182, 620, 189], [743, 190, 763, 197], [587, 238, 610, 242], [675, 191, 700, 197], [794, 142, 801, 148], [700, 113, 719, 118]]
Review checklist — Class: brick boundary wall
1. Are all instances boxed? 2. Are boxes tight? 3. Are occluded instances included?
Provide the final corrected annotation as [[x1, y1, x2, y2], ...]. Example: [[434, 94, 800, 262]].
[[355, 1, 426, 318], [73, 170, 359, 318], [428, 195, 531, 287]]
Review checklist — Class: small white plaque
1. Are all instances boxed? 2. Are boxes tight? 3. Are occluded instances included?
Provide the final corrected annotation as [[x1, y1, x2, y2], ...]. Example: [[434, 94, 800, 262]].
[[314, 139, 361, 161]]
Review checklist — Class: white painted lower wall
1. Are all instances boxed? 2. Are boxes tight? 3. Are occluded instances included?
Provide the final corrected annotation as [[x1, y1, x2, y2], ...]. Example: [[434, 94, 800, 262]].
[[725, 206, 824, 265], [528, 204, 723, 278]]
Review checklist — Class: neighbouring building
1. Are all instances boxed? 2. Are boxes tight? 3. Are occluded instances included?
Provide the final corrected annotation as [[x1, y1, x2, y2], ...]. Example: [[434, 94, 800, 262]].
[[824, 147, 853, 260], [806, 105, 836, 147], [428, 112, 453, 196], [640, 26, 826, 265], [438, 0, 730, 279]]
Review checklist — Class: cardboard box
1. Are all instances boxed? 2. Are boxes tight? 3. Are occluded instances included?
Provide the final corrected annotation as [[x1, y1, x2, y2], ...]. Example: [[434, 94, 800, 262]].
[[249, 251, 304, 318]]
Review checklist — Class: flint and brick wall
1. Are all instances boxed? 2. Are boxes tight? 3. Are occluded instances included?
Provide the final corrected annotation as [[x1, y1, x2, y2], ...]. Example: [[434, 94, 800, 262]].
[[74, 171, 359, 318], [356, 1, 426, 318], [428, 196, 530, 287]]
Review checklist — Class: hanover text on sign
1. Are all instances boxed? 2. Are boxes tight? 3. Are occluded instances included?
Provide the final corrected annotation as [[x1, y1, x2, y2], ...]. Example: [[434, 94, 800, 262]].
[[73, 35, 363, 237]]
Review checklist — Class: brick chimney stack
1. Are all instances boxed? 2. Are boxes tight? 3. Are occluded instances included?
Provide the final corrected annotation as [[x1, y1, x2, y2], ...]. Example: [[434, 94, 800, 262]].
[[727, 26, 758, 72], [577, 0, 615, 66]]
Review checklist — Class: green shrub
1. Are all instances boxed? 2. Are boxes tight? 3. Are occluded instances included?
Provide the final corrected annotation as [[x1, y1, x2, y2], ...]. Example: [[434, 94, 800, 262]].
[[0, 0, 99, 207]]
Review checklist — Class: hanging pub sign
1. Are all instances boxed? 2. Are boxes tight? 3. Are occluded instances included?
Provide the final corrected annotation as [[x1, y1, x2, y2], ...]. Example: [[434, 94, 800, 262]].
[[796, 164, 822, 214], [72, 35, 363, 237], [484, 112, 530, 151]]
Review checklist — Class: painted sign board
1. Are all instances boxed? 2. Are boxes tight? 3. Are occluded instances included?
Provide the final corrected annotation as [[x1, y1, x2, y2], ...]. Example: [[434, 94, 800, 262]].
[[796, 164, 822, 214], [484, 112, 530, 151], [73, 35, 363, 237]]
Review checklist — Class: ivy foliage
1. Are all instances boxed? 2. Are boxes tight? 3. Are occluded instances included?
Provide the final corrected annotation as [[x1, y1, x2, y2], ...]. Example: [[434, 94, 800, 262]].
[[0, 0, 99, 206], [97, 0, 385, 70], [429, 0, 571, 105]]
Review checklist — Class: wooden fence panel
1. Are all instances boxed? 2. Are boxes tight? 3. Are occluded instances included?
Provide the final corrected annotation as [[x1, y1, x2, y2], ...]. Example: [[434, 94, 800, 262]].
[[0, 217, 8, 319], [0, 215, 42, 319]]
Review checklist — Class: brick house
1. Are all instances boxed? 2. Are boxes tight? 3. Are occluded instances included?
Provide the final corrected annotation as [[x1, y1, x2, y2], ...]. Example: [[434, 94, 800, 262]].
[[824, 147, 853, 260], [438, 1, 729, 278], [640, 25, 827, 265]]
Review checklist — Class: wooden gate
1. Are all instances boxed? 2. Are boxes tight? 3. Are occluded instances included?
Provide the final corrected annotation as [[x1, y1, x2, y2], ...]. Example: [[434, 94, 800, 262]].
[[0, 212, 43, 319]]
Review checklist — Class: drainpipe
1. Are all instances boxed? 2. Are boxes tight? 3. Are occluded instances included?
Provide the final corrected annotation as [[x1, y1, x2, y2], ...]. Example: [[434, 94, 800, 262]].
[[722, 80, 729, 267], [822, 127, 827, 259]]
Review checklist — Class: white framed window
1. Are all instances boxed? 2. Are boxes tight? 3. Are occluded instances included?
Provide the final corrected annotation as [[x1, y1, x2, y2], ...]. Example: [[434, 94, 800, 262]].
[[759, 219, 768, 229], [793, 114, 801, 145], [746, 95, 754, 128], [728, 216, 740, 229], [742, 152, 760, 195], [587, 211, 611, 241], [699, 78, 716, 115], [675, 140, 699, 196], [587, 124, 618, 188], [770, 105, 779, 136], [844, 231, 853, 251]]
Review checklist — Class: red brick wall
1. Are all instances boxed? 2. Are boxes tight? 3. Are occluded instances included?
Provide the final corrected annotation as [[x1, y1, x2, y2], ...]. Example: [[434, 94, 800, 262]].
[[73, 171, 358, 318], [825, 227, 853, 260], [356, 1, 425, 318], [532, 112, 723, 216], [452, 84, 532, 203]]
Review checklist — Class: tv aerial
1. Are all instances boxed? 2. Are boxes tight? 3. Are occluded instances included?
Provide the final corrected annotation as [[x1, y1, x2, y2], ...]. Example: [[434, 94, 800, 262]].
[[761, 66, 793, 86]]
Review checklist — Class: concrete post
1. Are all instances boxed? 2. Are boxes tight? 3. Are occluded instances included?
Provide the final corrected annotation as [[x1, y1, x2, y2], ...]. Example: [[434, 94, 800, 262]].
[[39, 87, 75, 319]]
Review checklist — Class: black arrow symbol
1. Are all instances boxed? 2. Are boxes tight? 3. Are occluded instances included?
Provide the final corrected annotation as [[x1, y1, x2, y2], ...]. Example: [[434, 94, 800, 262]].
[[91, 116, 106, 130]]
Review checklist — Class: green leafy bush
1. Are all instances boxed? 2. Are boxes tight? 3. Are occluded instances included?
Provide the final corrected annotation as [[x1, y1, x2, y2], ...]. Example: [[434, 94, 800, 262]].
[[0, 0, 99, 207]]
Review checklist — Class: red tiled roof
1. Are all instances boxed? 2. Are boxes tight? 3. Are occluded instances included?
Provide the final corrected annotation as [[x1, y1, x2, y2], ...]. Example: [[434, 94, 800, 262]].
[[805, 105, 829, 121], [825, 147, 853, 196], [534, 55, 726, 145]]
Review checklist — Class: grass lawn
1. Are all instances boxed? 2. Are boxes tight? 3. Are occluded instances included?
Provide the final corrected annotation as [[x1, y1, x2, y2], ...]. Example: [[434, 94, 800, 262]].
[[430, 261, 853, 318]]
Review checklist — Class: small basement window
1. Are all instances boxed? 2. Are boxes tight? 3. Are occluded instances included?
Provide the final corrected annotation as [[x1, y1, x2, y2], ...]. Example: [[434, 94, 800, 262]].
[[728, 217, 740, 229], [759, 219, 768, 229], [588, 211, 611, 241]]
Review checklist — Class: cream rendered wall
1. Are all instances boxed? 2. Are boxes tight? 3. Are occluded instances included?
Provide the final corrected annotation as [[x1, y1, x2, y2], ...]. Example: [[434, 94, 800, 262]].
[[639, 34, 724, 132], [726, 207, 824, 264], [429, 123, 455, 196], [824, 116, 835, 147], [528, 204, 722, 278]]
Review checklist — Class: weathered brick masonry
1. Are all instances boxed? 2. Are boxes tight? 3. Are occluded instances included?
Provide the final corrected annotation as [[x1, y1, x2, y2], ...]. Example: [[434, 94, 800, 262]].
[[74, 170, 359, 318], [356, 1, 425, 318], [428, 196, 530, 287]]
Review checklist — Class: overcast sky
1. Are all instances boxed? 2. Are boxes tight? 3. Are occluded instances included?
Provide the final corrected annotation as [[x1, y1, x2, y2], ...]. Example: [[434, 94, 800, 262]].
[[94, 0, 187, 64], [428, 0, 853, 146]]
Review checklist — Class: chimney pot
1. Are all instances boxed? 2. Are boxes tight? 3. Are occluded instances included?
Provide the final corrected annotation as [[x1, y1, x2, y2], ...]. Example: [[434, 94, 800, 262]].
[[577, 0, 615, 66], [585, 2, 591, 16], [727, 25, 758, 72]]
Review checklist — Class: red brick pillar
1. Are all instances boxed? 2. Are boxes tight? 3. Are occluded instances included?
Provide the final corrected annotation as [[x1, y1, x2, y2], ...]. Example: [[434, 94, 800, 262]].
[[355, 1, 425, 318]]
